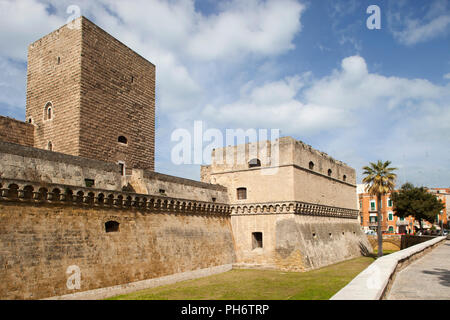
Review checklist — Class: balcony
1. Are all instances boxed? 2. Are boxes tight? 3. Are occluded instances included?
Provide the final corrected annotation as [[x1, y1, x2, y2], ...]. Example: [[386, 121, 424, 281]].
[[396, 220, 409, 226]]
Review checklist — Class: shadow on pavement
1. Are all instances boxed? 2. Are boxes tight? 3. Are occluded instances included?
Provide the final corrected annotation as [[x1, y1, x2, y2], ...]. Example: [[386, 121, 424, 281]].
[[422, 268, 450, 287]]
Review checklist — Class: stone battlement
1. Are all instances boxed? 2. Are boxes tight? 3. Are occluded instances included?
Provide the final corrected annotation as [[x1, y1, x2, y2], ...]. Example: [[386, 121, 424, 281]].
[[0, 178, 230, 216], [231, 200, 358, 219]]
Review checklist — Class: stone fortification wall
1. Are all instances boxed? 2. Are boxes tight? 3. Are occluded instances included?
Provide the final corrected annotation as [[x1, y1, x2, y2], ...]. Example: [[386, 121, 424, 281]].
[[230, 202, 370, 271], [0, 141, 228, 203], [0, 181, 234, 300], [0, 116, 34, 147]]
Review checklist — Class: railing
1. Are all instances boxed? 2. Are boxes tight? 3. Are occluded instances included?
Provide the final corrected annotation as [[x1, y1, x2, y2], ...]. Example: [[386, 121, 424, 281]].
[[0, 178, 231, 216], [231, 201, 359, 219]]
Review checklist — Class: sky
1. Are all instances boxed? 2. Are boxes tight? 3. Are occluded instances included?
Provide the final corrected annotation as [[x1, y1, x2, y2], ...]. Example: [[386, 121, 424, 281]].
[[0, 0, 449, 187]]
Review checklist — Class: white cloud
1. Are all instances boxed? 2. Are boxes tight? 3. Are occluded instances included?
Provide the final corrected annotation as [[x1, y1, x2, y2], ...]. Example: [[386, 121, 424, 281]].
[[0, 0, 65, 60], [393, 15, 450, 45], [202, 55, 450, 144], [444, 73, 450, 80], [388, 0, 450, 45], [0, 57, 27, 110], [0, 0, 305, 115], [187, 0, 304, 60]]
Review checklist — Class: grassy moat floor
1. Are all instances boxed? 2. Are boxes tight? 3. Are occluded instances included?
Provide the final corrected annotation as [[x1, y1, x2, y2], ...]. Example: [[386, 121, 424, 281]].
[[108, 256, 380, 300]]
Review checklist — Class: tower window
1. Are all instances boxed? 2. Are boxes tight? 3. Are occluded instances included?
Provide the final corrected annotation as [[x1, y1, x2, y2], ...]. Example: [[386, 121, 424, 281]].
[[44, 102, 53, 121], [237, 188, 247, 200], [309, 161, 315, 170], [118, 136, 128, 144], [328, 169, 332, 177], [252, 232, 263, 249], [105, 221, 120, 233], [57, 56, 61, 65], [248, 158, 261, 168], [118, 162, 125, 176], [47, 141, 53, 151], [343, 175, 347, 182]]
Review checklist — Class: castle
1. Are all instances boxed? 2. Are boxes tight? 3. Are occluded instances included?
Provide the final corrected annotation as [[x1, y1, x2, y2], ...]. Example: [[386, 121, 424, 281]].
[[0, 17, 371, 300]]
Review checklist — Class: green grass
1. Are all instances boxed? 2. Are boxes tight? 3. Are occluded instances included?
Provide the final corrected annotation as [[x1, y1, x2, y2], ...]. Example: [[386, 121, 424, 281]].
[[108, 256, 375, 300]]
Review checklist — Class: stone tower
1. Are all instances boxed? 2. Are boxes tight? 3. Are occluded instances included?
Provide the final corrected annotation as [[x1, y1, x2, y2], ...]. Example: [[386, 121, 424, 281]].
[[25, 16, 155, 171]]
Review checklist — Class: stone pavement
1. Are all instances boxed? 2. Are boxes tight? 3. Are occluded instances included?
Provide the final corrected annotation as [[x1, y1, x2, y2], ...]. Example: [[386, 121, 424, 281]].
[[387, 240, 450, 300]]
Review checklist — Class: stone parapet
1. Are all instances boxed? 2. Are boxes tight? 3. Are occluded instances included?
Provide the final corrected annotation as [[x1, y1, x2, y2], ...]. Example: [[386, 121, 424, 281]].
[[231, 201, 359, 219], [330, 236, 447, 300], [0, 178, 230, 216]]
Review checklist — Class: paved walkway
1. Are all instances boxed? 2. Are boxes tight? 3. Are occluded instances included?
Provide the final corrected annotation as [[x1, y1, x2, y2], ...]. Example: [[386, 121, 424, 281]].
[[387, 240, 450, 300]]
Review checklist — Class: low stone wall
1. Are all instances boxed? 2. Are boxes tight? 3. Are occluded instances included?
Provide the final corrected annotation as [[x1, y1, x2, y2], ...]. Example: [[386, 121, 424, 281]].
[[330, 236, 446, 300], [367, 234, 438, 251], [367, 235, 401, 251], [401, 235, 437, 249]]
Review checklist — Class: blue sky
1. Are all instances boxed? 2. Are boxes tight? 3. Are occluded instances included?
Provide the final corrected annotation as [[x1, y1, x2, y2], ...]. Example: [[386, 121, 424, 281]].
[[0, 0, 449, 187]]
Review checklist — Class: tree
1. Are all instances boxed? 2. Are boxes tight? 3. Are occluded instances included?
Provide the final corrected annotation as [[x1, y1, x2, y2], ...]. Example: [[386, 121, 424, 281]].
[[362, 160, 397, 257], [391, 183, 445, 233]]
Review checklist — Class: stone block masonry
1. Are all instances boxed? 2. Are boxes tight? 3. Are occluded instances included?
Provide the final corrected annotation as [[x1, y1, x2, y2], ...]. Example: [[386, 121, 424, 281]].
[[0, 187, 234, 300], [0, 116, 34, 147], [26, 16, 155, 170]]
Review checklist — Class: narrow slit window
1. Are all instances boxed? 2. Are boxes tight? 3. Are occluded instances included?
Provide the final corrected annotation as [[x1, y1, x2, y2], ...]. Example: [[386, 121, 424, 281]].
[[118, 162, 125, 176]]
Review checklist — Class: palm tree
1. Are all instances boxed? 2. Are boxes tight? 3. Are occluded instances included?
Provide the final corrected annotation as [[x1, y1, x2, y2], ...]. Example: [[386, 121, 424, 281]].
[[362, 160, 397, 257]]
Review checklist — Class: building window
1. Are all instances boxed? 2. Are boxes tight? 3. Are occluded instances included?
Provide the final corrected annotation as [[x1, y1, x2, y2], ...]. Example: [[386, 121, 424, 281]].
[[57, 56, 61, 65], [118, 136, 128, 144], [388, 226, 394, 233], [105, 221, 120, 233], [388, 212, 393, 221], [328, 169, 332, 177], [388, 198, 393, 207], [343, 175, 347, 182], [85, 179, 95, 188], [252, 232, 263, 249], [237, 187, 247, 200], [159, 189, 166, 195], [400, 216, 405, 221], [212, 197, 217, 203], [309, 161, 314, 170], [44, 102, 53, 121], [47, 141, 53, 151], [248, 158, 261, 168], [370, 200, 376, 211], [118, 161, 125, 176]]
